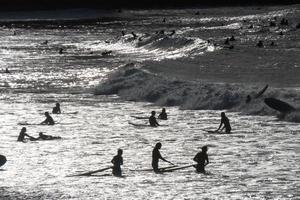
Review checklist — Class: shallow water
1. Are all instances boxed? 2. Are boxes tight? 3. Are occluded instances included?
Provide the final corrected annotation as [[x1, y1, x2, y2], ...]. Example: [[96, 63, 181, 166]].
[[0, 5, 300, 199]]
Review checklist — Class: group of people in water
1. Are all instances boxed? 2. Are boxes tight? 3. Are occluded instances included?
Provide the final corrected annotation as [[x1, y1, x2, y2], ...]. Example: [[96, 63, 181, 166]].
[[110, 109, 230, 176], [17, 103, 62, 142]]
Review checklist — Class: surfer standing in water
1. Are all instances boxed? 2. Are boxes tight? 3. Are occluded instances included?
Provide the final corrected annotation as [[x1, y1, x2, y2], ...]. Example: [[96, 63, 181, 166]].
[[111, 149, 123, 177], [158, 108, 167, 120], [41, 112, 55, 125], [152, 142, 174, 173], [149, 111, 159, 127], [193, 146, 209, 173], [216, 112, 231, 133], [52, 103, 61, 114]]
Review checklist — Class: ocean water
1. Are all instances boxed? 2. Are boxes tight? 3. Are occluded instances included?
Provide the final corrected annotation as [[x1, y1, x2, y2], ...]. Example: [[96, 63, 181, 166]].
[[0, 5, 299, 199]]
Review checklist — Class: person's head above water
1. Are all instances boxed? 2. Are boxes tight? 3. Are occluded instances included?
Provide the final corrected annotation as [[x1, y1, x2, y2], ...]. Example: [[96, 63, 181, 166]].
[[45, 112, 50, 116], [202, 146, 208, 152], [162, 108, 166, 113], [155, 142, 162, 149], [118, 149, 123, 156], [221, 112, 226, 118], [21, 127, 26, 133], [56, 103, 60, 107], [39, 132, 44, 137], [151, 111, 156, 116]]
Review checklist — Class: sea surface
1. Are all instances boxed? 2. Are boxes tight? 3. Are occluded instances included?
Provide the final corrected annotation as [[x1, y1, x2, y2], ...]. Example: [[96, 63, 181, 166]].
[[0, 5, 299, 199]]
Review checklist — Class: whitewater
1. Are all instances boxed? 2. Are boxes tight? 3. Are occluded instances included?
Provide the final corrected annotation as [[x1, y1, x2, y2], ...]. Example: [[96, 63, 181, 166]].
[[0, 5, 299, 199]]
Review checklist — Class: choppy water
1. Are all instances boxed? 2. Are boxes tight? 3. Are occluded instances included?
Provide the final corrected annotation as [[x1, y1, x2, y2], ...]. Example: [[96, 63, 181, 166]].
[[0, 5, 299, 199]]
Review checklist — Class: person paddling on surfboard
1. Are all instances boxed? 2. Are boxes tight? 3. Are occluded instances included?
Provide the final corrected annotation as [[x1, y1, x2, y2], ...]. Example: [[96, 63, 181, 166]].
[[152, 142, 174, 173], [37, 132, 61, 140], [52, 103, 61, 114], [216, 112, 231, 133], [158, 108, 167, 120], [193, 146, 209, 173], [17, 127, 36, 142], [111, 149, 123, 177], [149, 111, 159, 127], [41, 112, 55, 125]]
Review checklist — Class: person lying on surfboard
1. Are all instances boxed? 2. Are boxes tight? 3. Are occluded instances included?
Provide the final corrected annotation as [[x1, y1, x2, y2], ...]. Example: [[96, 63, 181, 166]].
[[111, 149, 123, 177], [152, 142, 174, 173], [216, 112, 231, 133], [41, 112, 55, 125], [37, 132, 61, 140], [52, 103, 61, 114], [193, 146, 209, 173], [149, 111, 159, 127], [158, 108, 167, 120], [17, 127, 36, 142]]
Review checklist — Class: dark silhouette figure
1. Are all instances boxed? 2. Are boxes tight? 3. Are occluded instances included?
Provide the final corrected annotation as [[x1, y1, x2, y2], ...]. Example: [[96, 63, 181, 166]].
[[121, 31, 126, 36], [256, 40, 263, 48], [52, 103, 61, 114], [152, 142, 173, 173], [270, 41, 275, 46], [149, 111, 159, 127], [217, 112, 231, 133], [158, 108, 167, 120], [41, 112, 55, 125], [224, 38, 230, 45], [248, 24, 253, 29], [131, 32, 137, 39], [195, 11, 200, 15], [17, 127, 35, 142], [193, 146, 209, 173], [101, 50, 112, 56], [280, 18, 288, 26], [0, 154, 6, 167], [246, 95, 252, 104], [229, 35, 235, 41], [42, 40, 48, 45], [37, 132, 61, 140], [269, 21, 276, 27], [4, 68, 10, 73], [279, 31, 283, 36], [59, 48, 64, 54], [169, 30, 176, 36], [296, 23, 300, 29], [162, 18, 166, 23], [159, 30, 165, 34], [111, 149, 123, 177]]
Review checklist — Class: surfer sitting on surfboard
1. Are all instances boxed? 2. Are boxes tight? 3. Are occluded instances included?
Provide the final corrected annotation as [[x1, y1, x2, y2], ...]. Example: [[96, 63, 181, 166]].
[[149, 111, 159, 127], [17, 127, 36, 142], [158, 108, 167, 120], [152, 142, 174, 173], [216, 112, 231, 133], [111, 149, 123, 177], [52, 103, 61, 114], [41, 112, 55, 125], [193, 146, 209, 173]]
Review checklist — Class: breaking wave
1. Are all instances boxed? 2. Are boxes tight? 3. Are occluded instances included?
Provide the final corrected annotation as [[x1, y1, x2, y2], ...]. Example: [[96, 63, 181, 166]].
[[94, 63, 300, 122]]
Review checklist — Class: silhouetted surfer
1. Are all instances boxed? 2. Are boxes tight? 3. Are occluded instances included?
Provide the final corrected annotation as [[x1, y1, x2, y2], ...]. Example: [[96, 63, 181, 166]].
[[52, 103, 61, 114], [246, 95, 252, 104], [131, 32, 137, 39], [4, 68, 10, 73], [158, 108, 167, 120], [256, 40, 263, 48], [216, 112, 231, 133], [17, 127, 36, 142], [111, 149, 123, 177], [152, 142, 173, 173], [41, 112, 55, 125], [37, 132, 61, 140], [149, 111, 159, 127], [193, 146, 209, 173], [59, 48, 64, 54]]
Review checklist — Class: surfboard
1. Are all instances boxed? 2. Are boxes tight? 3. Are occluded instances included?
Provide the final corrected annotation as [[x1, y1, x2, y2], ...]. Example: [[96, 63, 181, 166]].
[[128, 122, 150, 127], [254, 84, 268, 98], [68, 166, 112, 177], [162, 164, 195, 172], [0, 155, 7, 167], [264, 98, 295, 113]]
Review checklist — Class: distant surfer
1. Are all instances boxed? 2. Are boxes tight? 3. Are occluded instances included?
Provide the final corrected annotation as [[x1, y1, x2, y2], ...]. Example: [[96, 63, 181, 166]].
[[52, 103, 61, 114], [0, 155, 6, 167], [246, 95, 252, 104], [149, 111, 159, 127], [101, 50, 112, 56], [17, 127, 36, 142], [37, 132, 61, 140], [152, 142, 174, 173], [42, 40, 48, 45], [256, 40, 264, 48], [41, 112, 55, 125], [193, 146, 209, 173], [59, 48, 64, 54], [216, 112, 231, 133], [4, 68, 10, 73], [158, 108, 167, 120], [111, 149, 123, 177], [131, 32, 137, 39]]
